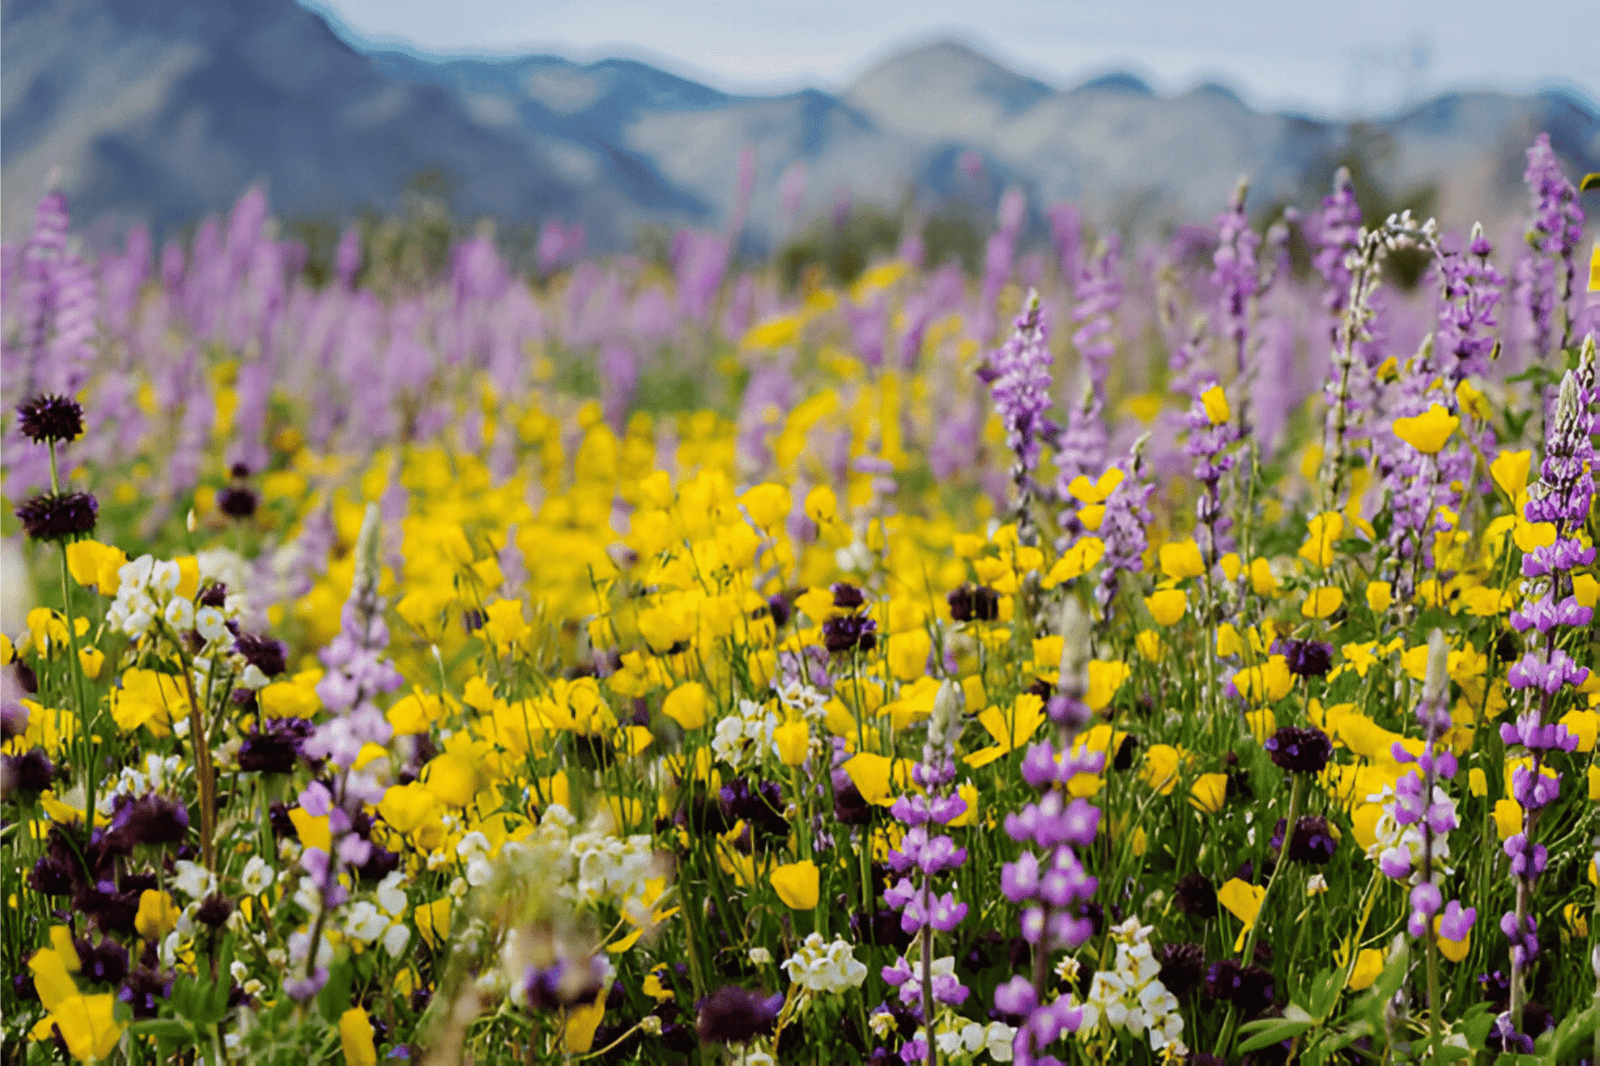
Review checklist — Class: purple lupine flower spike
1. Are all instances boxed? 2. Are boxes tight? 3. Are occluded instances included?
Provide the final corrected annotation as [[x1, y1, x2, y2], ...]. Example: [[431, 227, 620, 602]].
[[290, 504, 402, 1000], [1513, 133, 1585, 361], [995, 600, 1101, 1065], [1498, 361, 1594, 1039]]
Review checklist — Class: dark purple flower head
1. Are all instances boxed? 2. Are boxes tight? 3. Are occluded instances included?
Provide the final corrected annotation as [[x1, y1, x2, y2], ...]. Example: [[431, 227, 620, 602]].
[[831, 582, 864, 609], [1, 700, 29, 741], [1158, 942, 1206, 997], [197, 583, 229, 608], [196, 894, 235, 928], [217, 485, 259, 519], [15, 491, 98, 541], [948, 584, 1000, 622], [235, 633, 287, 677], [74, 937, 129, 986], [1173, 873, 1218, 919], [1264, 726, 1333, 775], [1280, 639, 1334, 678], [238, 716, 315, 775], [696, 985, 783, 1044], [119, 967, 174, 1019], [1207, 960, 1274, 1016], [523, 957, 605, 1012], [823, 613, 877, 655], [1277, 815, 1338, 865], [718, 777, 788, 847], [17, 394, 84, 444], [765, 593, 792, 629], [1, 748, 56, 797], [109, 793, 190, 849]]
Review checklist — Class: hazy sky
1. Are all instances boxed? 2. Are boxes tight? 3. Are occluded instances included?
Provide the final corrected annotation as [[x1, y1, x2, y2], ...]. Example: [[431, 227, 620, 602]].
[[303, 0, 1599, 117]]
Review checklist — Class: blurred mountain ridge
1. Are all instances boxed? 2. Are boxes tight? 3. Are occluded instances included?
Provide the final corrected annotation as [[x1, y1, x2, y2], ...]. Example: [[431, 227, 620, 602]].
[[4, 0, 1597, 250]]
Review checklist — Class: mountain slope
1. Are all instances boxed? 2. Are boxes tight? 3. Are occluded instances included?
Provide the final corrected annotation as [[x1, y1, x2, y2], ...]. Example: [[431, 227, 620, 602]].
[[5, 3, 1596, 251], [0, 0, 700, 243]]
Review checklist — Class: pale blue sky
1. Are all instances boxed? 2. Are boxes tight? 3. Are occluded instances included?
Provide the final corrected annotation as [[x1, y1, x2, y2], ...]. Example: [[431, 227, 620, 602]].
[[303, 0, 1599, 118]]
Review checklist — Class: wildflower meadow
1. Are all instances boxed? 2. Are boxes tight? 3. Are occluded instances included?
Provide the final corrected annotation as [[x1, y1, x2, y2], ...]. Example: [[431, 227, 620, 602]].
[[3, 136, 1600, 1066]]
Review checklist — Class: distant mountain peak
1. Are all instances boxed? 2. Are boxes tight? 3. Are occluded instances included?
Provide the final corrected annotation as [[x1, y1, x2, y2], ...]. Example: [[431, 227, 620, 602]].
[[844, 37, 1053, 142], [1074, 72, 1154, 96], [5, 0, 1596, 251]]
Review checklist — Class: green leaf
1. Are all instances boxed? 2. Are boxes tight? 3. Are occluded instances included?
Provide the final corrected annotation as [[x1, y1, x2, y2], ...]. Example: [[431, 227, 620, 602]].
[[1430, 1046, 1471, 1064], [1370, 940, 1410, 1003], [1505, 365, 1560, 387], [317, 959, 354, 1025], [1308, 969, 1341, 1019], [1461, 1001, 1497, 1049], [1552, 1005, 1596, 1056], [1237, 1019, 1315, 1053], [128, 1019, 193, 1040]]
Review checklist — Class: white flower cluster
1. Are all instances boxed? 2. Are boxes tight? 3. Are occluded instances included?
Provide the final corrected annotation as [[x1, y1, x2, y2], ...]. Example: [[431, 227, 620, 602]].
[[934, 1019, 1017, 1062], [341, 870, 411, 956], [569, 828, 661, 923], [781, 933, 868, 994], [711, 697, 778, 768], [95, 754, 184, 816], [106, 552, 247, 643], [775, 681, 830, 722], [1075, 918, 1185, 1054], [1365, 782, 1458, 884]]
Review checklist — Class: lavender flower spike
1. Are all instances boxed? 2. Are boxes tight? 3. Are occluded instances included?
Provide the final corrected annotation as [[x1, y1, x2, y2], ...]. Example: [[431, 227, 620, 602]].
[[987, 289, 1053, 543]]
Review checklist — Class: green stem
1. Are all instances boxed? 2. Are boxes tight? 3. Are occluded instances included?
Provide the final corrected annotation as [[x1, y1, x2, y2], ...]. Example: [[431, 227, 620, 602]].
[[1424, 925, 1442, 1062], [1217, 773, 1304, 1057]]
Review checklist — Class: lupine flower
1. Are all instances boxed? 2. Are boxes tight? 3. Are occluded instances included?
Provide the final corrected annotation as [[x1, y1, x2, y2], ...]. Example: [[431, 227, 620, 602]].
[[1514, 133, 1585, 358]]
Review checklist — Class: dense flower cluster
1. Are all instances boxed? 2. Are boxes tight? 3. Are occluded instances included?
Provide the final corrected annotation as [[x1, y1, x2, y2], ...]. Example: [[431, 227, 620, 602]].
[[0, 142, 1595, 1066]]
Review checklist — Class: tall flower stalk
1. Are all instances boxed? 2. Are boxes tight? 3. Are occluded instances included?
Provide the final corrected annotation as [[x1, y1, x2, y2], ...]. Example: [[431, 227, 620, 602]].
[[881, 679, 971, 1066], [1515, 133, 1585, 361], [1382, 631, 1475, 1058], [994, 599, 1101, 1066], [288, 504, 403, 1000], [1500, 351, 1594, 1037], [986, 290, 1053, 546]]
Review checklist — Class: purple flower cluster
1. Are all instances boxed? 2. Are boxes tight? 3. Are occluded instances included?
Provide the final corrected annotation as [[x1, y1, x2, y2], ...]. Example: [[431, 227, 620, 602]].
[[1054, 239, 1122, 488], [1211, 178, 1262, 393], [1436, 225, 1506, 384], [287, 504, 403, 1000], [1498, 365, 1593, 1030], [1381, 635, 1475, 955], [879, 681, 971, 1063], [1093, 445, 1155, 616], [987, 289, 1053, 478], [993, 602, 1101, 1066], [1183, 385, 1240, 564], [1513, 133, 1585, 359], [1310, 167, 1362, 329]]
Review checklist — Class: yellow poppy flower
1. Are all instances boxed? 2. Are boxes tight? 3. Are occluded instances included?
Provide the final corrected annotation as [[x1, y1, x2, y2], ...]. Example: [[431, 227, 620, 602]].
[[1188, 773, 1228, 814], [1200, 384, 1230, 426], [341, 1008, 378, 1066], [135, 890, 178, 941], [770, 860, 819, 909], [1158, 539, 1205, 580], [1302, 586, 1344, 619], [1392, 404, 1459, 454], [1347, 948, 1385, 991], [1145, 588, 1187, 626]]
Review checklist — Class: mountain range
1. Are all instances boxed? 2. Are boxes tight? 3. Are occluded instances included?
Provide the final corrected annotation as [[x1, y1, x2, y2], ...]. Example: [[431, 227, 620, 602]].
[[4, 0, 1597, 252]]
